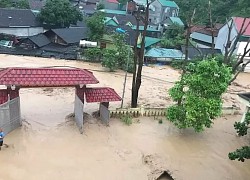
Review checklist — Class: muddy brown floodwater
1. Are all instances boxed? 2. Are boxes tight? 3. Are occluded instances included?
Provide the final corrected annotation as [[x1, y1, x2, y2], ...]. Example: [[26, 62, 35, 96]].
[[0, 54, 250, 180]]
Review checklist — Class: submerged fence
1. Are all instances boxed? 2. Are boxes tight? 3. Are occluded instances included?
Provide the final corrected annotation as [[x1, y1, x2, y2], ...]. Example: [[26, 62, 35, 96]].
[[110, 106, 239, 118], [0, 97, 21, 134]]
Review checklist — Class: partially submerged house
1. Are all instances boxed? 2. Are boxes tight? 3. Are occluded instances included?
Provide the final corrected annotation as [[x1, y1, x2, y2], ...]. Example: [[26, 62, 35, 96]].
[[44, 27, 88, 45], [180, 46, 222, 60], [190, 24, 223, 48], [17, 33, 50, 49], [145, 47, 184, 63], [0, 8, 43, 37]]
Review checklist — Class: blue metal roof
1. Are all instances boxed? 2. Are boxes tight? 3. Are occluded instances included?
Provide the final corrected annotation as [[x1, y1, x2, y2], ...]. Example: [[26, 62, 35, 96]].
[[145, 48, 184, 59]]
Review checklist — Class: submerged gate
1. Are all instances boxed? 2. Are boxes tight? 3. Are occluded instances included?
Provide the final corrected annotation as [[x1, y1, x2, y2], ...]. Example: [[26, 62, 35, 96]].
[[0, 97, 21, 134]]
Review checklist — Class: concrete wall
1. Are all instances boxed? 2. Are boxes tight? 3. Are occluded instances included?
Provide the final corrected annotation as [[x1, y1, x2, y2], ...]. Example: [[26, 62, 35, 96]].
[[0, 27, 44, 37], [215, 19, 238, 54]]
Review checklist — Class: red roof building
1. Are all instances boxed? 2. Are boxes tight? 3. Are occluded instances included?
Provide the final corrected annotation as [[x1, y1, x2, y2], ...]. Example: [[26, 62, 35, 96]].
[[233, 17, 250, 37], [0, 67, 99, 87]]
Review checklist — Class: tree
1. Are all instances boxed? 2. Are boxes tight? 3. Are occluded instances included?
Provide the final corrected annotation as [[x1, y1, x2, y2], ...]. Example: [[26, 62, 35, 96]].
[[112, 32, 134, 72], [83, 47, 102, 62], [102, 49, 118, 72], [38, 0, 82, 28], [229, 112, 250, 162], [131, 0, 150, 108], [0, 0, 12, 8], [16, 0, 30, 9], [85, 12, 105, 41], [167, 59, 232, 132], [161, 23, 185, 49]]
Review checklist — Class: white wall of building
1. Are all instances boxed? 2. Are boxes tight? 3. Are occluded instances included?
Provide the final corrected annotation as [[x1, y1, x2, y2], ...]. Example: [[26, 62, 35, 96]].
[[215, 19, 238, 54], [0, 27, 44, 37]]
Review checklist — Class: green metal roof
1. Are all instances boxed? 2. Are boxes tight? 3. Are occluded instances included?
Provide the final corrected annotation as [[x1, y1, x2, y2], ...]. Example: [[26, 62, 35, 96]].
[[132, 25, 161, 32], [137, 37, 161, 48], [100, 9, 127, 15], [169, 17, 184, 26], [145, 48, 184, 59], [104, 17, 118, 26], [158, 0, 179, 8]]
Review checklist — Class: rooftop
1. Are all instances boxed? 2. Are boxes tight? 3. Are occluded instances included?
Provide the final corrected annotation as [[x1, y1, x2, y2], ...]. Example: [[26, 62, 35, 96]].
[[85, 87, 121, 103], [145, 48, 184, 59], [233, 17, 250, 37], [0, 67, 99, 87], [238, 93, 250, 102], [158, 0, 179, 8], [100, 9, 127, 15], [169, 17, 184, 26], [47, 28, 89, 44], [27, 33, 51, 48], [137, 36, 161, 48], [0, 8, 41, 28]]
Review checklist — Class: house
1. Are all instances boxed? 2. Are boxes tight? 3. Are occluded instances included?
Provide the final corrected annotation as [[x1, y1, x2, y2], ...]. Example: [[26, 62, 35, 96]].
[[100, 0, 124, 10], [17, 33, 50, 49], [180, 46, 222, 60], [215, 17, 250, 54], [149, 0, 179, 25], [215, 17, 250, 72], [44, 27, 88, 45], [0, 8, 43, 37], [238, 93, 250, 122], [145, 47, 184, 63], [80, 4, 97, 16], [190, 24, 223, 48]]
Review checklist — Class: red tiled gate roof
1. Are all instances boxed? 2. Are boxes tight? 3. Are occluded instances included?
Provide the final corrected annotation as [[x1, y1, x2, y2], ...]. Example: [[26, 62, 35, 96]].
[[85, 87, 121, 103], [0, 67, 99, 87], [0, 89, 8, 105]]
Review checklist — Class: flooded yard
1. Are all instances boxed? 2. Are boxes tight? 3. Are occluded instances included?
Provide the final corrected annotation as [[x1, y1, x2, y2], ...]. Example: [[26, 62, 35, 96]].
[[0, 54, 250, 180]]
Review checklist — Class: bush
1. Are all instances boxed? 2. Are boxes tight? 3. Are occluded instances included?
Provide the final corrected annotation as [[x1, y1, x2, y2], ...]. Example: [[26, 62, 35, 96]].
[[83, 47, 102, 62], [102, 49, 118, 71], [120, 114, 132, 125]]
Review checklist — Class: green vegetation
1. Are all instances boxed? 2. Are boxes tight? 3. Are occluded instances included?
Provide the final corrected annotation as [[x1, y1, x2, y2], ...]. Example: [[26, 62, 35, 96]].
[[83, 48, 102, 62], [102, 48, 118, 71], [167, 58, 232, 132], [0, 0, 29, 9], [85, 12, 105, 41], [120, 114, 133, 125], [229, 112, 250, 162], [161, 23, 185, 49], [175, 0, 249, 24], [38, 0, 82, 28]]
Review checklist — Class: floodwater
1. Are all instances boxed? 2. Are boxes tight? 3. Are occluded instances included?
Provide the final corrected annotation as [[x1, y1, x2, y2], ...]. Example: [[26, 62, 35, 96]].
[[0, 54, 250, 180]]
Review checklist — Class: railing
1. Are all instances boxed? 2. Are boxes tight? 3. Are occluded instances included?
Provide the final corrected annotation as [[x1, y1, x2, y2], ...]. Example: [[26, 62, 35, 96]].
[[110, 106, 239, 118]]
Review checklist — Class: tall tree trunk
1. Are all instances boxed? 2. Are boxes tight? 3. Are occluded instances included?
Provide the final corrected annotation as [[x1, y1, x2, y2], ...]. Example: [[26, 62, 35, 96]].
[[131, 1, 150, 108]]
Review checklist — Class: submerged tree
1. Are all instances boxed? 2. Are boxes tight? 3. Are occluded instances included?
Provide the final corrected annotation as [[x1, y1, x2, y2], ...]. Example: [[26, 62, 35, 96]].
[[229, 112, 250, 162], [167, 59, 232, 132], [38, 0, 82, 28]]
